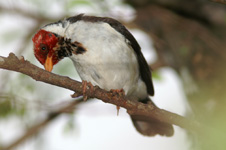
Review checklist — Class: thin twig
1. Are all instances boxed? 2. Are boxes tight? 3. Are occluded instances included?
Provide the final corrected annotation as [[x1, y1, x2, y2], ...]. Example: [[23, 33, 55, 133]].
[[1, 98, 83, 150], [0, 5, 59, 23], [210, 0, 226, 4]]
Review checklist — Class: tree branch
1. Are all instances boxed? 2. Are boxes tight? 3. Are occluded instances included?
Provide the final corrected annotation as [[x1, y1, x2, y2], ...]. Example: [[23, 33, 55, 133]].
[[0, 53, 202, 132], [211, 0, 226, 4]]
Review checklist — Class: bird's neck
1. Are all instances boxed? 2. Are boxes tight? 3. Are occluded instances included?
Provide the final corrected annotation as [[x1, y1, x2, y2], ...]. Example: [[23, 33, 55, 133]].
[[54, 37, 87, 60]]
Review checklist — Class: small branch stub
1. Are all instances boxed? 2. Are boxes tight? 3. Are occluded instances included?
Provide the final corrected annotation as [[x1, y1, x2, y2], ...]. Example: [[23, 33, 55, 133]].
[[0, 56, 5, 63]]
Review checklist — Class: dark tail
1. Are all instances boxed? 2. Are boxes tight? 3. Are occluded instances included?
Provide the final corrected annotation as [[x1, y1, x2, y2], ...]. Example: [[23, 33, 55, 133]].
[[130, 97, 174, 136]]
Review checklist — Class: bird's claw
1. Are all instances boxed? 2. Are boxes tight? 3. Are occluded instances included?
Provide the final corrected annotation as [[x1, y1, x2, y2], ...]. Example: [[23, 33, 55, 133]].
[[116, 105, 120, 116], [110, 89, 125, 97], [82, 80, 94, 101], [110, 89, 125, 116]]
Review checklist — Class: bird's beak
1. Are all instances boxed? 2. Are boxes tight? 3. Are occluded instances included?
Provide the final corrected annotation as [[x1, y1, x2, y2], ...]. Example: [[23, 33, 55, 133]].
[[44, 54, 53, 72]]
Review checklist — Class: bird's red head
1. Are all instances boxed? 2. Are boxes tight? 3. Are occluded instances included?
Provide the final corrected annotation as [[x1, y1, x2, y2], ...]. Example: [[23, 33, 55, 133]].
[[32, 29, 60, 72]]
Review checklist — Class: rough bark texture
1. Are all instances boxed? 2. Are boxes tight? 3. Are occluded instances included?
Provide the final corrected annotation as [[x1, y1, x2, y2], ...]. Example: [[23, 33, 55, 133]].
[[0, 53, 201, 131]]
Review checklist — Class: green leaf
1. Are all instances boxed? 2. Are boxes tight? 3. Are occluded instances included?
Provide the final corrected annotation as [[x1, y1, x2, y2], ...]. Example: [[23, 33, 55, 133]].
[[63, 115, 76, 134], [0, 98, 12, 118], [0, 94, 27, 118], [179, 46, 189, 56], [152, 71, 162, 80], [66, 0, 93, 9]]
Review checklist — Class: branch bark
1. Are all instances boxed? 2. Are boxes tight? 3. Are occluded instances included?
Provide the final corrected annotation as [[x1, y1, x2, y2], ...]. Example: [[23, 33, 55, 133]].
[[0, 53, 202, 134]]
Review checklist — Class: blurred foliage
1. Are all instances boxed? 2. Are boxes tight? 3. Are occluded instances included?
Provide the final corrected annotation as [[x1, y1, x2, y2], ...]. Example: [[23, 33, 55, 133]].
[[1, 30, 23, 43], [1, 0, 225, 150], [65, 0, 93, 9], [125, 0, 226, 150], [151, 71, 162, 81], [0, 93, 26, 118], [63, 115, 77, 134]]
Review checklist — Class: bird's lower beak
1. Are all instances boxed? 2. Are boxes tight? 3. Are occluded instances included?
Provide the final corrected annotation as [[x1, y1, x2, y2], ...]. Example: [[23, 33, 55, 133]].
[[44, 54, 53, 72]]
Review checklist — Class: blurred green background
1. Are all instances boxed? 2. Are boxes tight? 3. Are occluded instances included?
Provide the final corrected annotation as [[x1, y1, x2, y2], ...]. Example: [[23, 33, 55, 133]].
[[0, 0, 226, 150]]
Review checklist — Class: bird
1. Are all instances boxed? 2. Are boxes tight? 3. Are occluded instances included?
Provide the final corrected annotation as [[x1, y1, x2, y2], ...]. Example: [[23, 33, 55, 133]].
[[32, 14, 174, 136]]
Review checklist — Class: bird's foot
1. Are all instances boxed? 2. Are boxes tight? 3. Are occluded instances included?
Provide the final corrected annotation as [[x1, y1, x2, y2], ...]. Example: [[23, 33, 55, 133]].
[[82, 80, 94, 101], [116, 105, 120, 116], [110, 89, 125, 116], [110, 89, 125, 97]]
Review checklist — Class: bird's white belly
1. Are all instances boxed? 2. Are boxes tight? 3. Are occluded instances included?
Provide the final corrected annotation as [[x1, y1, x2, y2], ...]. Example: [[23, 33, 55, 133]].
[[67, 21, 147, 99], [70, 47, 139, 96]]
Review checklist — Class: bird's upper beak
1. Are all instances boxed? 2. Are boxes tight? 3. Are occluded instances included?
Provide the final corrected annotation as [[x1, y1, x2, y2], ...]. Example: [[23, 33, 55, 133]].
[[44, 54, 53, 72]]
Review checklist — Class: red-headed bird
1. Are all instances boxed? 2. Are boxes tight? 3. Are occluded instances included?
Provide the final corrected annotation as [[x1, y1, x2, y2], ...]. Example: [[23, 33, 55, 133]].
[[32, 14, 174, 136]]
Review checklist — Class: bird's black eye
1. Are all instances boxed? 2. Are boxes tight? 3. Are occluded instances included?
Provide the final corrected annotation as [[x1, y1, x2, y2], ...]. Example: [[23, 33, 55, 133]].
[[40, 44, 48, 52]]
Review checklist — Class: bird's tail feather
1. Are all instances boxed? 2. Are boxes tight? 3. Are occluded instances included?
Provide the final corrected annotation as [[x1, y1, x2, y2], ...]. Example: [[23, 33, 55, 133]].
[[130, 97, 174, 136]]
